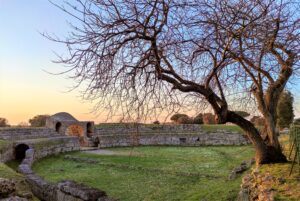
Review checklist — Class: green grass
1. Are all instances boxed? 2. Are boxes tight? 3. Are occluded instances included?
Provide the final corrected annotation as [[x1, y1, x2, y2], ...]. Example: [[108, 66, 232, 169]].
[[33, 146, 254, 201], [201, 124, 244, 133], [0, 139, 12, 152]]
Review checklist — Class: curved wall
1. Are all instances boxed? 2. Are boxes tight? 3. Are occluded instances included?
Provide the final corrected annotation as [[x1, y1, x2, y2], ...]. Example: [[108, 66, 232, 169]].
[[94, 125, 250, 148]]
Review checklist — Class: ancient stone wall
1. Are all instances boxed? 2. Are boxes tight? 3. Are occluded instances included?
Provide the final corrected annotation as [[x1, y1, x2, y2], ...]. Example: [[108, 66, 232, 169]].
[[0, 142, 14, 162], [0, 127, 61, 140], [16, 136, 81, 160], [18, 148, 116, 201], [94, 125, 249, 148], [0, 136, 80, 163]]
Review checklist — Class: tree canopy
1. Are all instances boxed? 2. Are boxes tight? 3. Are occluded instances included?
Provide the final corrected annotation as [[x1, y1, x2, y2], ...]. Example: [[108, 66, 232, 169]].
[[0, 118, 9, 127], [29, 115, 50, 127], [49, 0, 300, 164]]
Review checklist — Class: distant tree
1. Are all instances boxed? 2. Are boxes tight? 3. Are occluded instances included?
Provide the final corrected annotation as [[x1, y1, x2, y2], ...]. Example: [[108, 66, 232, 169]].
[[203, 113, 216, 125], [170, 114, 189, 123], [29, 115, 50, 127], [0, 118, 9, 127], [276, 91, 294, 129], [234, 111, 250, 118], [193, 113, 204, 124], [294, 118, 300, 125], [153, 120, 160, 125], [177, 116, 193, 124]]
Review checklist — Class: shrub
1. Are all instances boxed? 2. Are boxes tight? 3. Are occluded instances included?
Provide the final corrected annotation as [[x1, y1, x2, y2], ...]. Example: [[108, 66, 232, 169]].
[[203, 113, 216, 124]]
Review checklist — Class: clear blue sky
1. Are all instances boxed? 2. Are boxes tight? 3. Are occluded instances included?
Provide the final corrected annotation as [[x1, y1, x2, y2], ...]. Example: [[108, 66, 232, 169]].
[[0, 0, 299, 124], [0, 0, 98, 124]]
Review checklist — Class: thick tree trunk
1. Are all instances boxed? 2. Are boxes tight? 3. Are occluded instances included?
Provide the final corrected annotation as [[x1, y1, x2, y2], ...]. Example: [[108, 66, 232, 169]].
[[263, 114, 281, 149], [227, 111, 287, 165]]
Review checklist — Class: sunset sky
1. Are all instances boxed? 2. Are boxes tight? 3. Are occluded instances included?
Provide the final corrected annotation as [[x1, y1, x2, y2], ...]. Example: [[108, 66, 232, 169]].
[[0, 0, 300, 125]]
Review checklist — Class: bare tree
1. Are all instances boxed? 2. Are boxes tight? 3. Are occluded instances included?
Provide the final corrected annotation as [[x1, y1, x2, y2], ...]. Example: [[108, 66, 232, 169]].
[[47, 0, 300, 164]]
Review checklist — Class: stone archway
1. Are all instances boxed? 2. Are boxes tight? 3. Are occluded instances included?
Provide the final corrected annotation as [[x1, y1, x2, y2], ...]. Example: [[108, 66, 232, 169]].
[[65, 124, 85, 145], [55, 122, 62, 133], [86, 122, 93, 137], [15, 144, 30, 160]]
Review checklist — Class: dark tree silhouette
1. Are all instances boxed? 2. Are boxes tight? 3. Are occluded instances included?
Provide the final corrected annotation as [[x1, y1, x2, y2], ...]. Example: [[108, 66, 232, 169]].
[[48, 0, 300, 164], [276, 91, 294, 129]]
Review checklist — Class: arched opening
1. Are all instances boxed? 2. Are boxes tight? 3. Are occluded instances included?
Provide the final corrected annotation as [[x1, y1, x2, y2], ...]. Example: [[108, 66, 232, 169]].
[[15, 144, 29, 160], [55, 122, 62, 133], [86, 122, 93, 137], [65, 124, 85, 145]]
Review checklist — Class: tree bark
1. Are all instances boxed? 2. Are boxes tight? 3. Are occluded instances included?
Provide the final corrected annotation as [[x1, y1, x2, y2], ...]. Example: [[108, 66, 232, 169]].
[[227, 111, 287, 165]]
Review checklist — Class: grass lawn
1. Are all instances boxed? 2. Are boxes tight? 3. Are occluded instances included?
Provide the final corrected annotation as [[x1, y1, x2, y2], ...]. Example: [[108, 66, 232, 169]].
[[33, 146, 254, 201], [201, 124, 244, 133]]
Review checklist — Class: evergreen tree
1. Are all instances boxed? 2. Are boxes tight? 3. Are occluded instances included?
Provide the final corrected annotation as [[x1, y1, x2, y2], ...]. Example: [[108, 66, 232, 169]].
[[276, 91, 294, 129]]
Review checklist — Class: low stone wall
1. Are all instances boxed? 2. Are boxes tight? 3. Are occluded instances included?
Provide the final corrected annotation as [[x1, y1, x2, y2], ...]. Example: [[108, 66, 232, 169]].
[[0, 127, 61, 140], [95, 124, 207, 136], [93, 124, 249, 148], [0, 136, 80, 163], [96, 133, 249, 148], [18, 148, 116, 201], [15, 136, 80, 160], [0, 141, 14, 162], [237, 169, 282, 201]]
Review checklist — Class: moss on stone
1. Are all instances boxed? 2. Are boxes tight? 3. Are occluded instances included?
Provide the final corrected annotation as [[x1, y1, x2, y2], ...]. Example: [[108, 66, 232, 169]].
[[0, 163, 38, 200]]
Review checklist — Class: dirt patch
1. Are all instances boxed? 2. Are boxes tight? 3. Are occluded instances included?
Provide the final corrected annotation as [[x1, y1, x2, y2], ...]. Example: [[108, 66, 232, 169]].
[[82, 149, 142, 156]]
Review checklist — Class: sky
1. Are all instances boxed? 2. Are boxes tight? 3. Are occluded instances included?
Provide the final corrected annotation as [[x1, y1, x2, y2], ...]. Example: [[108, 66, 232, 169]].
[[0, 0, 299, 125], [0, 0, 99, 125]]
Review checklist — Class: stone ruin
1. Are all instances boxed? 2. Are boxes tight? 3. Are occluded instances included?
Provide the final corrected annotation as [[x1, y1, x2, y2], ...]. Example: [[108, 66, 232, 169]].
[[0, 111, 251, 201], [45, 112, 95, 146]]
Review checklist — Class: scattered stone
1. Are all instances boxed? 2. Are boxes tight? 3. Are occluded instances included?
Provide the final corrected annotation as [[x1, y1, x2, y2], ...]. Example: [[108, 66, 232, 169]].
[[229, 159, 254, 180], [277, 177, 286, 184], [0, 178, 16, 198], [237, 189, 250, 201], [0, 196, 28, 201], [57, 180, 108, 201], [239, 169, 281, 201]]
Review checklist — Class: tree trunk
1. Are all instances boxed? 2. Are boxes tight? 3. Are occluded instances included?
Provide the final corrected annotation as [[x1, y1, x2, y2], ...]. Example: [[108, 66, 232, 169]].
[[227, 111, 287, 165], [263, 114, 281, 149]]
